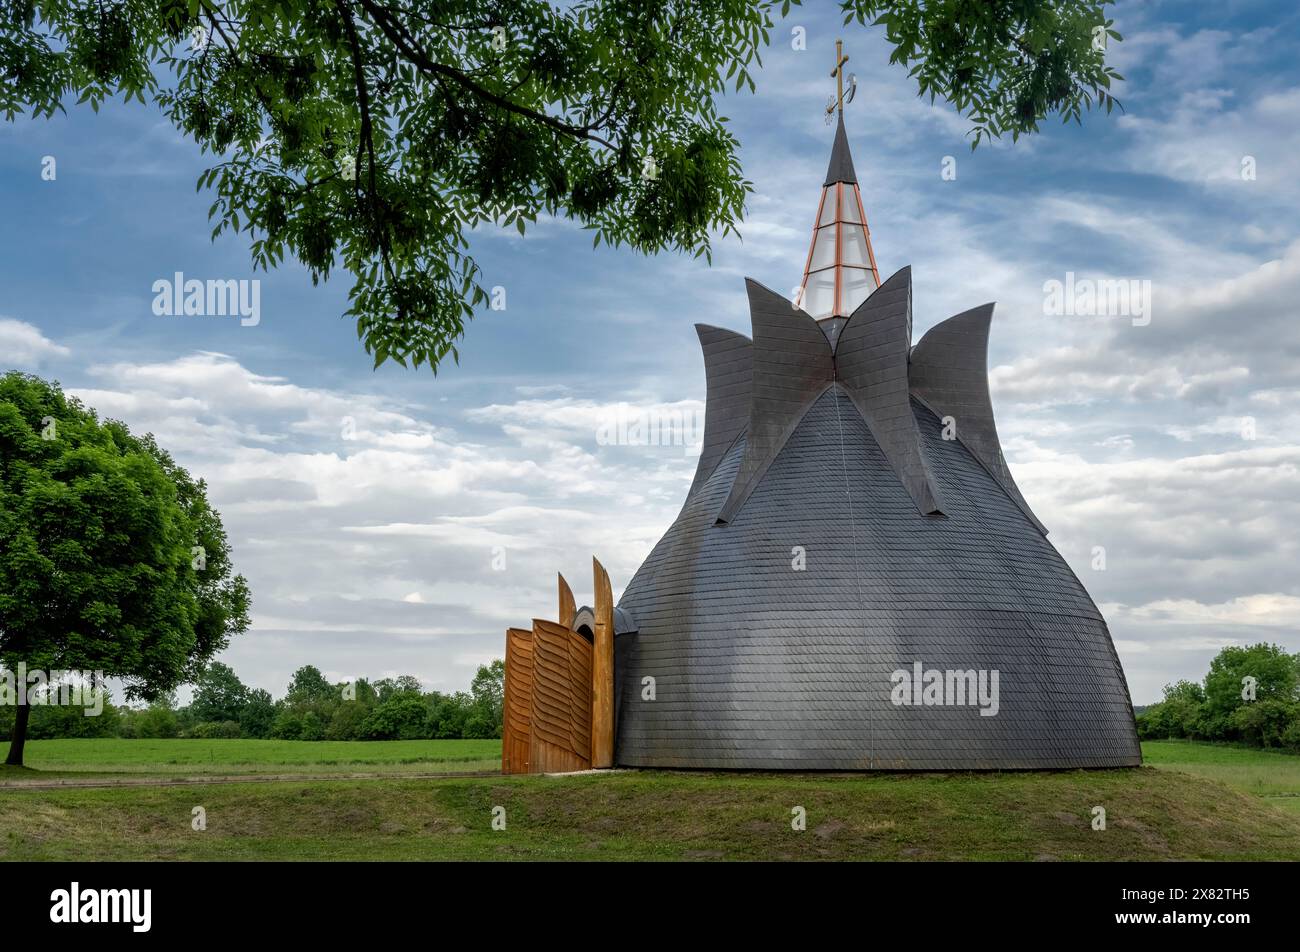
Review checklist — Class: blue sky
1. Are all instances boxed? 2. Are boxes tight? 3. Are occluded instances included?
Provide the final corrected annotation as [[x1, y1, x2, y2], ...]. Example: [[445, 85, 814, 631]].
[[3, 0, 1298, 704]]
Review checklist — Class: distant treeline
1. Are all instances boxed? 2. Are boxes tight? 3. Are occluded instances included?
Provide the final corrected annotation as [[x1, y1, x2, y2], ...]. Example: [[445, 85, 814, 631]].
[[1137, 643, 1300, 751], [0, 661, 504, 742]]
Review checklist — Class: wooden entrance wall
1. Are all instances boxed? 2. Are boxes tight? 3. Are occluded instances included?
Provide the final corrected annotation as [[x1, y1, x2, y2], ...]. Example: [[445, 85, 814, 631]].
[[529, 619, 592, 773], [501, 558, 615, 774]]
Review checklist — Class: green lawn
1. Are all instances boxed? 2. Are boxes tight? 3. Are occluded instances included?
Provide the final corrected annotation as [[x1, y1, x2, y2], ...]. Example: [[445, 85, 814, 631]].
[[1142, 739, 1300, 812], [0, 738, 501, 780], [2, 738, 1299, 860]]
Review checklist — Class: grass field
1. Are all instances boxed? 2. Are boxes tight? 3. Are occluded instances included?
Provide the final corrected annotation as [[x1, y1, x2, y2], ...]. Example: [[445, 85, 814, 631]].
[[1142, 739, 1300, 813], [0, 738, 500, 780], [2, 738, 1299, 860]]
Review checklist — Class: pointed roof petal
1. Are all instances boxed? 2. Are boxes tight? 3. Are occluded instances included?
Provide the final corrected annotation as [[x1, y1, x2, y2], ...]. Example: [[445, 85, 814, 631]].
[[824, 112, 858, 186], [909, 303, 1047, 534], [835, 266, 943, 515], [715, 281, 833, 525], [688, 324, 753, 498]]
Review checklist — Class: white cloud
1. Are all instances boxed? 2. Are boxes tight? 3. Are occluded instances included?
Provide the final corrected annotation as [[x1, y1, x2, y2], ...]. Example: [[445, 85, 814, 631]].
[[1119, 86, 1300, 190], [0, 318, 70, 366], [1121, 594, 1300, 628], [57, 351, 692, 695]]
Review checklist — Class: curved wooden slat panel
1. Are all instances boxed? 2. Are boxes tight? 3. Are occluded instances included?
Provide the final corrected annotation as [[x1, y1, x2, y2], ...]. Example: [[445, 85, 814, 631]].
[[501, 627, 534, 775], [530, 618, 593, 773]]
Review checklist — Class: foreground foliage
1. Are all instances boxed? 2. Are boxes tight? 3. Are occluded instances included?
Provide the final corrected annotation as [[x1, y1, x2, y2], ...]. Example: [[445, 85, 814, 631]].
[[0, 1, 1121, 370]]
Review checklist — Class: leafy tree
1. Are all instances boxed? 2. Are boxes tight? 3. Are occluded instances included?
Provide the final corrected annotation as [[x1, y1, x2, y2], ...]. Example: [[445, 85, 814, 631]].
[[470, 660, 504, 720], [382, 675, 424, 698], [133, 701, 181, 739], [1139, 649, 1300, 747], [0, 373, 250, 765], [298, 710, 326, 740], [285, 665, 336, 705], [238, 687, 276, 738], [463, 706, 498, 740], [428, 691, 471, 739], [325, 697, 371, 740], [189, 661, 248, 723], [268, 706, 303, 739], [174, 702, 198, 735], [1229, 699, 1298, 750], [842, 1, 1122, 148], [1138, 679, 1206, 740], [399, 674, 424, 694], [351, 677, 379, 704], [189, 718, 242, 738], [1163, 680, 1207, 706], [1202, 643, 1299, 739], [360, 691, 427, 739], [0, 1, 1121, 371]]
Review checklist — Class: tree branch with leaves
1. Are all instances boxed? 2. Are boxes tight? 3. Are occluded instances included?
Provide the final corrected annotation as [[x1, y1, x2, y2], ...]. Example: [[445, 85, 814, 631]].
[[0, 0, 1121, 371]]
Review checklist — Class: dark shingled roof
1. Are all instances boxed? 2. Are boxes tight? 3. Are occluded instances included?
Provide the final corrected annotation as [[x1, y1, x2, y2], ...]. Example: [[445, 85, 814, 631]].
[[611, 268, 1140, 770]]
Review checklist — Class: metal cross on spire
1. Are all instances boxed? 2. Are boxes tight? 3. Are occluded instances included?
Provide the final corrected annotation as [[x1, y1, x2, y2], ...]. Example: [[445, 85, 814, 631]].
[[800, 40, 881, 326], [825, 39, 856, 121]]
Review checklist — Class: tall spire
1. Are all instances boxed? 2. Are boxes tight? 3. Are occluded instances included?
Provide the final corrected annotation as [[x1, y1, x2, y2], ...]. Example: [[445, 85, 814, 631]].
[[797, 42, 881, 325], [824, 111, 857, 186]]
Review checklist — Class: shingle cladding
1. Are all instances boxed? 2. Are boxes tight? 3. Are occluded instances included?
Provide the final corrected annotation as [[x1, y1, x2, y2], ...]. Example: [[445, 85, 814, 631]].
[[614, 386, 1141, 770]]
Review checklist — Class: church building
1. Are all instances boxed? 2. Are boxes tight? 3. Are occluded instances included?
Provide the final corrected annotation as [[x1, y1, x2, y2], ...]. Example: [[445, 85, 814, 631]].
[[500, 52, 1141, 773]]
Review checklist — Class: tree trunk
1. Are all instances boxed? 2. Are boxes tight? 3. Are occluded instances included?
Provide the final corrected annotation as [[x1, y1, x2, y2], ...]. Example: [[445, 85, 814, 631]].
[[5, 702, 30, 766]]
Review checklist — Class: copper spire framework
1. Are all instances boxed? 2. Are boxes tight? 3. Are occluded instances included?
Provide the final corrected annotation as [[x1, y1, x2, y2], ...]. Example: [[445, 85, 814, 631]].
[[798, 41, 881, 326]]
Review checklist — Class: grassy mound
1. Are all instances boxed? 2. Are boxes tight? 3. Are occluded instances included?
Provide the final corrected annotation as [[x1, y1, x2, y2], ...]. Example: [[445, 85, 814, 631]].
[[4, 765, 1299, 861]]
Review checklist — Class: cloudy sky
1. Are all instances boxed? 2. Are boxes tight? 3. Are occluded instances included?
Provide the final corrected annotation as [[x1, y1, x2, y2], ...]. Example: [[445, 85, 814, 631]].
[[2, 1, 1297, 704]]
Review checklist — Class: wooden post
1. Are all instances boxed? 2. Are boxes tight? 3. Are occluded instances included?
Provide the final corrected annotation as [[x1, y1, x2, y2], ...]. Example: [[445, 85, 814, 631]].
[[590, 557, 615, 768], [558, 573, 575, 631], [501, 627, 534, 774]]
